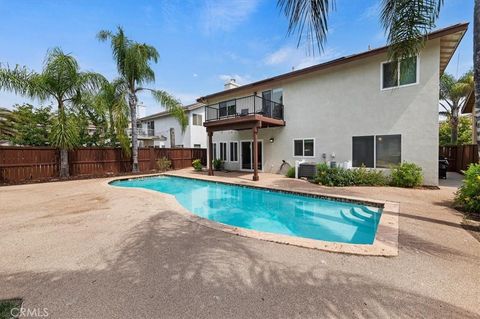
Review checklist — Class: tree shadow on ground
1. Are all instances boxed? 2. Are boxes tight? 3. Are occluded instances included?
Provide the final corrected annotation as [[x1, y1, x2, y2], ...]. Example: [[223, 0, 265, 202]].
[[1, 211, 478, 318]]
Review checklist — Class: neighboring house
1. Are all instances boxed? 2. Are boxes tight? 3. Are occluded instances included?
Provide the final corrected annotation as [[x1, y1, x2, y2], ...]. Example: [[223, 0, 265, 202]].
[[136, 103, 206, 148], [198, 23, 468, 186], [461, 90, 479, 145]]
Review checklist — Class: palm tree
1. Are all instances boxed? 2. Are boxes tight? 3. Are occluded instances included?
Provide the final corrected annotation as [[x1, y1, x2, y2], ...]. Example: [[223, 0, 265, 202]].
[[440, 71, 473, 144], [278, 0, 444, 59], [94, 80, 130, 153], [0, 48, 105, 177], [97, 27, 187, 172], [0, 107, 16, 139]]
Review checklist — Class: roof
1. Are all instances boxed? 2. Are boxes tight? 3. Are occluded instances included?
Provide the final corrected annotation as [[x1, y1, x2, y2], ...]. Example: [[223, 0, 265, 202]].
[[462, 90, 475, 114], [197, 22, 468, 103], [139, 102, 204, 121]]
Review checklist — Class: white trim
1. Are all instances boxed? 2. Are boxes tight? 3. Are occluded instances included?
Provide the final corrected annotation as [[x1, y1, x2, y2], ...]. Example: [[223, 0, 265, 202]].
[[380, 55, 420, 91], [239, 139, 264, 172], [292, 138, 316, 158]]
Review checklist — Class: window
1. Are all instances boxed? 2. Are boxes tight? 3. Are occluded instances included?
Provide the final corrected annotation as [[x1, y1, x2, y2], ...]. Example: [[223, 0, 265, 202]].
[[293, 139, 315, 157], [175, 145, 184, 148], [194, 144, 201, 148], [352, 135, 401, 168], [352, 136, 374, 168], [376, 135, 401, 168], [219, 100, 236, 117], [219, 142, 227, 161], [213, 143, 217, 160], [229, 142, 238, 162], [192, 114, 203, 126], [382, 56, 417, 89]]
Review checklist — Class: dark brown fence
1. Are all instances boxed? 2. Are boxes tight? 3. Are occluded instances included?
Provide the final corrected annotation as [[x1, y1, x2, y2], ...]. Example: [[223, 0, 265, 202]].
[[439, 144, 479, 173], [0, 146, 206, 184]]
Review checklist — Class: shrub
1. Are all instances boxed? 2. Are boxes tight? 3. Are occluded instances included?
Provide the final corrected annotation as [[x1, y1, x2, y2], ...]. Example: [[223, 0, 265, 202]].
[[212, 159, 223, 171], [192, 159, 202, 171], [315, 163, 354, 187], [351, 166, 389, 186], [455, 163, 480, 214], [286, 166, 295, 178], [156, 157, 171, 172], [314, 163, 389, 187], [390, 162, 423, 188]]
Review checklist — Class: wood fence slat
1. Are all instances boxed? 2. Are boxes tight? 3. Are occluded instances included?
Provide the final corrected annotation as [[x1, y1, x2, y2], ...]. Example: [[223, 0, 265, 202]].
[[439, 144, 479, 173]]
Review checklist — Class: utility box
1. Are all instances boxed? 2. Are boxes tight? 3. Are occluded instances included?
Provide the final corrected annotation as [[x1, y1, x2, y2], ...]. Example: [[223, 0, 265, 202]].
[[298, 162, 317, 179]]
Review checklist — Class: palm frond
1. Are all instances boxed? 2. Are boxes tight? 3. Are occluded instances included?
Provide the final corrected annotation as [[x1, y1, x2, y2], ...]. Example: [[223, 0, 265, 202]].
[[49, 108, 79, 149], [381, 0, 444, 61], [149, 89, 188, 132], [0, 107, 16, 138], [278, 0, 333, 54]]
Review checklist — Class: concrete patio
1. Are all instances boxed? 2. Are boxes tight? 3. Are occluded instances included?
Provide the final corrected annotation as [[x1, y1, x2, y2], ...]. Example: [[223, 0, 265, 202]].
[[0, 169, 479, 318]]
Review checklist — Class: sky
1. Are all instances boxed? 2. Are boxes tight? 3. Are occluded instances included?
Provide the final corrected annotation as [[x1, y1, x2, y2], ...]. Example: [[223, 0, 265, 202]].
[[0, 0, 474, 116]]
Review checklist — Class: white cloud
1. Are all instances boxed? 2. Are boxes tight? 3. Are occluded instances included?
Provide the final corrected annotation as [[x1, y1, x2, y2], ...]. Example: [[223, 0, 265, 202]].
[[201, 0, 260, 33], [193, 73, 198, 77], [218, 74, 252, 85], [359, 1, 381, 21], [264, 46, 343, 70]]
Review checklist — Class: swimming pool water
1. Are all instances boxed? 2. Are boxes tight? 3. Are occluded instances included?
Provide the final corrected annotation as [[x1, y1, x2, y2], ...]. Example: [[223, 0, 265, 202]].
[[111, 176, 382, 244]]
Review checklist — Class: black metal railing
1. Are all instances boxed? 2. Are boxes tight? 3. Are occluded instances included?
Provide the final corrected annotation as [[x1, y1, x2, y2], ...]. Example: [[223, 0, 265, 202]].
[[205, 95, 284, 122]]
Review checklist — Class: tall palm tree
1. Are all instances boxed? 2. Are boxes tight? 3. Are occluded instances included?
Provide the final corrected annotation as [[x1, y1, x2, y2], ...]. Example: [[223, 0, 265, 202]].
[[440, 71, 473, 144], [0, 107, 16, 139], [475, 0, 479, 146], [97, 27, 187, 172], [0, 48, 105, 177]]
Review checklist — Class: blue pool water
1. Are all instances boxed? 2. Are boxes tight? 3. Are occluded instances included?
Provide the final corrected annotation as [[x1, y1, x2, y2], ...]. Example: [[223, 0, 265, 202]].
[[111, 176, 382, 244]]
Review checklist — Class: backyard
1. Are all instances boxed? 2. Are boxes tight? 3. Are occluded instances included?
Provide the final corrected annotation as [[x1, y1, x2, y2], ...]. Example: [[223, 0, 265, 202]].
[[0, 169, 479, 318]]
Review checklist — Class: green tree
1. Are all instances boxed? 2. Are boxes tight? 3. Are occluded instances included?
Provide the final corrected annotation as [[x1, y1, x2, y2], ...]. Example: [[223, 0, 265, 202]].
[[0, 107, 16, 140], [439, 116, 473, 146], [9, 104, 52, 146], [97, 27, 187, 172], [440, 71, 473, 144], [0, 48, 105, 177]]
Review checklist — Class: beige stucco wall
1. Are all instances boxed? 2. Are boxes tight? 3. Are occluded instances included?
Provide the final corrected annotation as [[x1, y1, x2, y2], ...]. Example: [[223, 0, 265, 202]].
[[211, 39, 441, 185]]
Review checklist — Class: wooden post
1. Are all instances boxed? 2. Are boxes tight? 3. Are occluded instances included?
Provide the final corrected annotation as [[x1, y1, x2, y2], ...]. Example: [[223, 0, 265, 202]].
[[252, 125, 259, 181], [208, 131, 214, 176]]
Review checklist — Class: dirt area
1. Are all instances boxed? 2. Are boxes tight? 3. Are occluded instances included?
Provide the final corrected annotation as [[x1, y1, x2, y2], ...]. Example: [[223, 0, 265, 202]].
[[0, 169, 479, 318]]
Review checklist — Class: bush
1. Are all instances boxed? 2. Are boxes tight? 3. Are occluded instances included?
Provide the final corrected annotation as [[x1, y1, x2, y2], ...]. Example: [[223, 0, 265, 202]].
[[212, 159, 224, 171], [314, 163, 389, 187], [192, 159, 202, 171], [455, 163, 480, 214], [286, 166, 295, 178], [156, 157, 171, 172], [390, 162, 423, 188], [351, 166, 389, 186]]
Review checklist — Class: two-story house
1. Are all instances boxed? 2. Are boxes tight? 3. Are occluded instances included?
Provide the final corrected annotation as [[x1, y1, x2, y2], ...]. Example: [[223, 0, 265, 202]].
[[136, 103, 206, 148], [198, 23, 468, 186]]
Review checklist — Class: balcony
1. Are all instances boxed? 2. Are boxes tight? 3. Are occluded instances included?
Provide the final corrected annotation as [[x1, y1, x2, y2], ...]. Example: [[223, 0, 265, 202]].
[[204, 95, 285, 131], [127, 128, 157, 138]]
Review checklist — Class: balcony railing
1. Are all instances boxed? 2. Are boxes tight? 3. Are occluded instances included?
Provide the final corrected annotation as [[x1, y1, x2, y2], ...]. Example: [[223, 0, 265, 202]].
[[127, 128, 156, 137], [205, 95, 284, 122]]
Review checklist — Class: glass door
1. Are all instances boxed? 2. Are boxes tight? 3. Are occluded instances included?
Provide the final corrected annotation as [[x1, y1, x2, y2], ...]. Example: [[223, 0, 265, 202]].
[[241, 141, 262, 170]]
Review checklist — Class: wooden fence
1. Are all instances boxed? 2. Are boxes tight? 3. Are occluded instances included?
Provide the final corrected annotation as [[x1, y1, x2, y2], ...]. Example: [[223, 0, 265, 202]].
[[0, 147, 207, 184], [439, 144, 479, 173]]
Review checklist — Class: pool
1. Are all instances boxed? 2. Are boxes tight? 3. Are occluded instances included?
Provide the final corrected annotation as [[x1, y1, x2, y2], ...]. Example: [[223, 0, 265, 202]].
[[111, 176, 383, 244]]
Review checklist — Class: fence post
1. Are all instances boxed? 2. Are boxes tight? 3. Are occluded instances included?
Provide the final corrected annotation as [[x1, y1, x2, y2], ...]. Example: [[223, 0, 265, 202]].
[[149, 147, 156, 170]]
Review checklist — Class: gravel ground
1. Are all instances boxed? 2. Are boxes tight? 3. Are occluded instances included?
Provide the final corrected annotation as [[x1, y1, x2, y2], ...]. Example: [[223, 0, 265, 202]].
[[0, 170, 479, 318]]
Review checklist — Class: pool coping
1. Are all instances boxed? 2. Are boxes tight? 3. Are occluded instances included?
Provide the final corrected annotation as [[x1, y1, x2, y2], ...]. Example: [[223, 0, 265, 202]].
[[108, 173, 399, 257]]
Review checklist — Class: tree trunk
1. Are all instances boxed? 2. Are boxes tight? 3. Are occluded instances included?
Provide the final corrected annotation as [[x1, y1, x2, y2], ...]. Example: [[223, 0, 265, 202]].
[[474, 0, 480, 146], [108, 108, 116, 146], [59, 148, 69, 178], [129, 93, 139, 173], [450, 104, 460, 144]]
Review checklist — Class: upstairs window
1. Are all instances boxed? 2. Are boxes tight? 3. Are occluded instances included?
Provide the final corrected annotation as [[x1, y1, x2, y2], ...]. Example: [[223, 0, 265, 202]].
[[219, 100, 236, 117], [192, 114, 203, 126], [382, 56, 417, 89]]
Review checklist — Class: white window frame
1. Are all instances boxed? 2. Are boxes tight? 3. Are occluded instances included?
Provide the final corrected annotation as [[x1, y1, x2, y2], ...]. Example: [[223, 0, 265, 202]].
[[192, 113, 203, 126], [352, 134, 402, 168], [380, 55, 420, 91], [219, 142, 227, 161], [293, 138, 315, 158], [239, 139, 264, 172], [229, 141, 239, 162]]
